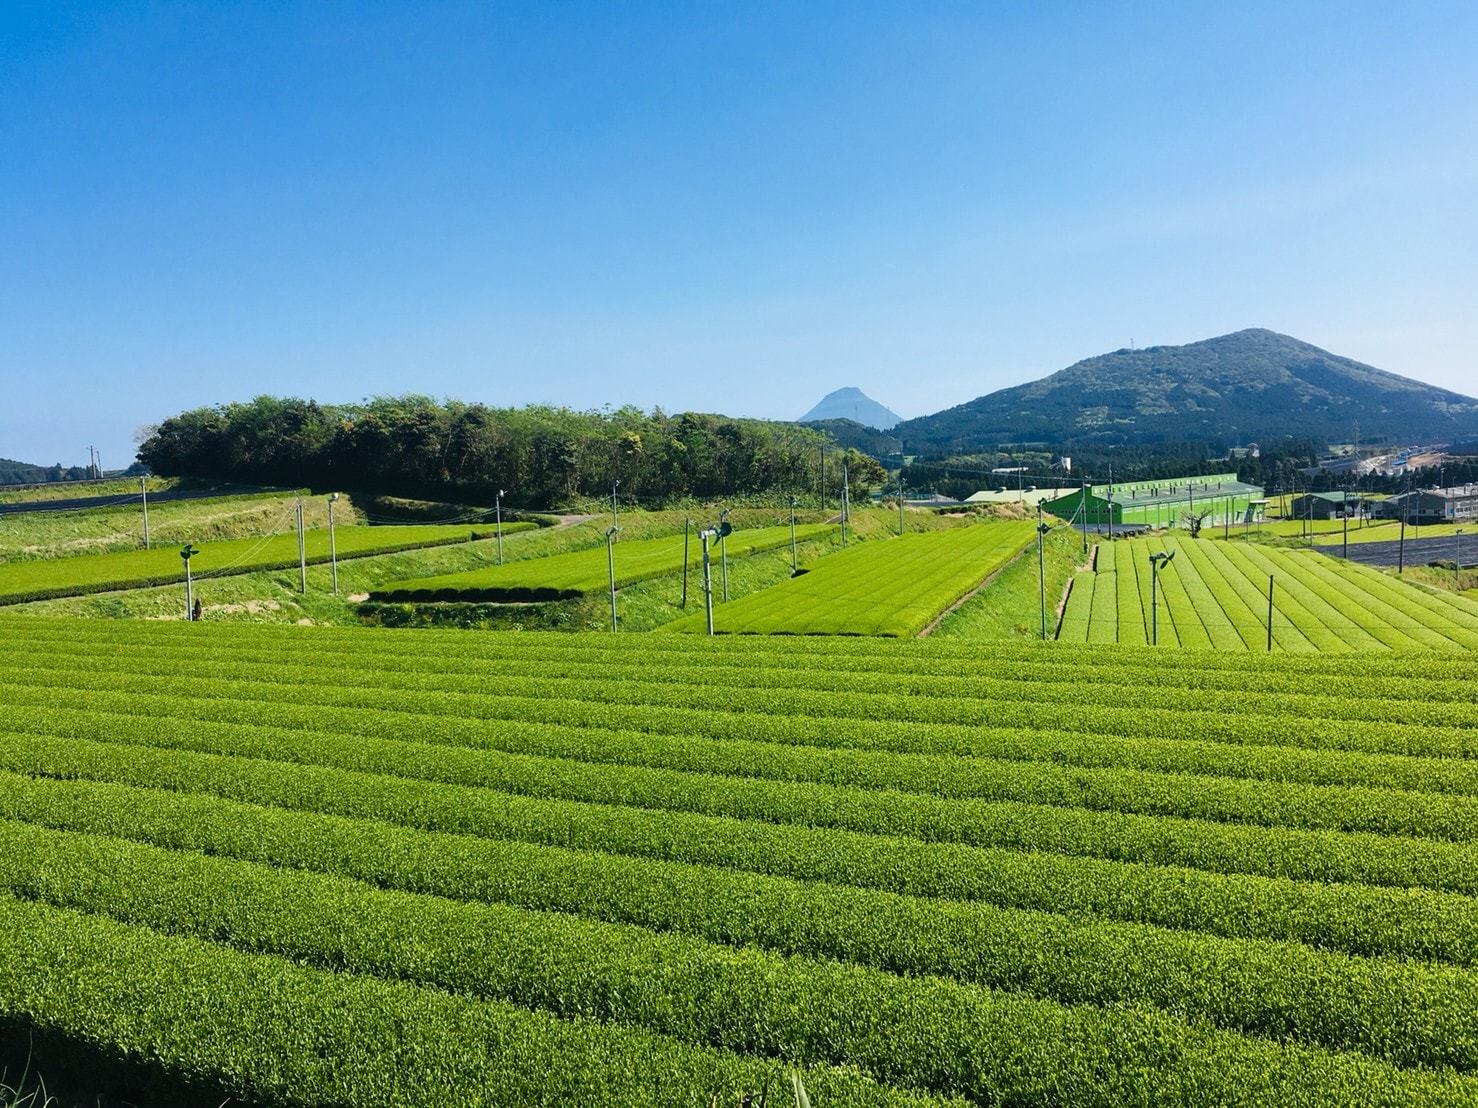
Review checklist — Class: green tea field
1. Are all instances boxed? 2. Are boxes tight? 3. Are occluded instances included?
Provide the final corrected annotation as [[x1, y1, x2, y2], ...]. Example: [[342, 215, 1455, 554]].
[[1058, 536, 1478, 650], [4, 618, 1477, 1105], [372, 523, 831, 602], [662, 521, 1036, 635]]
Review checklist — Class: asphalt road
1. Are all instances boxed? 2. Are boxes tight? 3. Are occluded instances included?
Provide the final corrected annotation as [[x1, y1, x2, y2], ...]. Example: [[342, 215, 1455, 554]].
[[1316, 535, 1478, 568]]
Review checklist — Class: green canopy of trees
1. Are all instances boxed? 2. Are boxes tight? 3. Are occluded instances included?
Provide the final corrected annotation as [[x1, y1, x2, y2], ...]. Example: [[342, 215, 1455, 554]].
[[137, 396, 885, 508]]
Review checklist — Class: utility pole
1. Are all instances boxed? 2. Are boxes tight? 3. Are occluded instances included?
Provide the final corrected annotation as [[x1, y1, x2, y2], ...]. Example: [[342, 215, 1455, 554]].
[[1036, 506, 1050, 641], [719, 507, 730, 601], [180, 544, 198, 621], [681, 518, 690, 607], [789, 497, 798, 576], [605, 525, 620, 631], [328, 493, 340, 595], [495, 489, 506, 565], [140, 477, 150, 549], [295, 497, 307, 593]]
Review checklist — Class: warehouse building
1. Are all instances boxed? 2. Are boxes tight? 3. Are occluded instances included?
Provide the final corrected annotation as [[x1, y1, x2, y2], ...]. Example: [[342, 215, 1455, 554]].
[[1043, 472, 1264, 529], [1371, 485, 1478, 525], [1288, 492, 1367, 520]]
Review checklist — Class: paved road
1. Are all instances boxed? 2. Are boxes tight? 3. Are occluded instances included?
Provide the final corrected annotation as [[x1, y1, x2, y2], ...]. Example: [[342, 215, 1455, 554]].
[[1316, 535, 1478, 568]]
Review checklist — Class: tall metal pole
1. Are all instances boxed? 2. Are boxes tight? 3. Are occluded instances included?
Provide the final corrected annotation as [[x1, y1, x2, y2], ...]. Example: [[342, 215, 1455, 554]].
[[841, 463, 849, 547], [701, 530, 715, 635], [180, 545, 197, 621], [1266, 574, 1275, 652], [140, 477, 150, 549], [1079, 477, 1088, 555], [1399, 506, 1407, 574], [898, 472, 905, 535], [719, 507, 730, 601], [328, 493, 340, 595], [1342, 488, 1349, 559], [611, 480, 619, 529], [606, 525, 620, 631], [1151, 559, 1159, 646], [1107, 467, 1114, 543], [681, 518, 690, 607], [789, 498, 798, 575], [1037, 506, 1048, 641], [296, 497, 307, 594], [495, 489, 505, 565]]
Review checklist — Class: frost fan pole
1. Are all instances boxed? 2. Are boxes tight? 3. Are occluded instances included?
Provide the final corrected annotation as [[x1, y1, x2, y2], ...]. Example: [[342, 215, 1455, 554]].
[[295, 497, 307, 594], [789, 498, 798, 576], [180, 544, 198, 621], [1036, 506, 1050, 641], [495, 489, 505, 565], [1266, 574, 1275, 652], [719, 507, 730, 602], [841, 463, 850, 547], [605, 525, 620, 632], [140, 477, 151, 549], [1079, 478, 1088, 556], [701, 529, 715, 635], [681, 518, 690, 607], [328, 493, 340, 595], [1148, 549, 1175, 647]]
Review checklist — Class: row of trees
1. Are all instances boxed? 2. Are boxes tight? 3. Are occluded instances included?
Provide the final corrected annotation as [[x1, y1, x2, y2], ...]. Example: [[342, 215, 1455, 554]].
[[137, 396, 886, 508]]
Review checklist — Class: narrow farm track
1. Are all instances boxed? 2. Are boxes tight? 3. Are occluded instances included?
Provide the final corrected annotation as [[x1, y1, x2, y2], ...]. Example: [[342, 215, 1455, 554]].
[[2, 619, 1478, 1105]]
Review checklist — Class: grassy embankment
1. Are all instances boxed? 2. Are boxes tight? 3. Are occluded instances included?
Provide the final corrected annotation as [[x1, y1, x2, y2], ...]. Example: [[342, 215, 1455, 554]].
[[0, 490, 344, 562]]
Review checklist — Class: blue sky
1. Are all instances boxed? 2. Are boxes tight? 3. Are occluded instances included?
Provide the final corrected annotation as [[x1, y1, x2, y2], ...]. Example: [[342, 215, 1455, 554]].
[[3, 2, 1475, 468]]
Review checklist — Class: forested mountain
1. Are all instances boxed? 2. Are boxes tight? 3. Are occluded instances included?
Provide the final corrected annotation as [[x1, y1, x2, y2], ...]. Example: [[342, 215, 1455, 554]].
[[0, 458, 95, 486], [896, 329, 1478, 453], [800, 419, 902, 458], [137, 397, 883, 508], [799, 387, 902, 429]]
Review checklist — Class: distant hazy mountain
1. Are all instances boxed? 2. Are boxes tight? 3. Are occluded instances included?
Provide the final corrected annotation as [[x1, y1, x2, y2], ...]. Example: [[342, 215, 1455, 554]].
[[800, 387, 902, 430], [896, 329, 1478, 452]]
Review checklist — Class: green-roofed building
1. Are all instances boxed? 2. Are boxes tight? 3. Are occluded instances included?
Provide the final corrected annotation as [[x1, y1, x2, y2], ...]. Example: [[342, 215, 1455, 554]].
[[1043, 472, 1264, 529], [1289, 491, 1367, 520]]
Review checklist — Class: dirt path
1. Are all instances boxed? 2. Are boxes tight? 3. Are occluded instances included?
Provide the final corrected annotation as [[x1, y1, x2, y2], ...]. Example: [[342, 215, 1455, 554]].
[[916, 546, 1030, 638]]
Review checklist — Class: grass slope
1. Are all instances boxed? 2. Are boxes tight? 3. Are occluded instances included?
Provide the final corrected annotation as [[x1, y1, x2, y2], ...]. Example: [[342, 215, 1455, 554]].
[[662, 521, 1036, 636], [1059, 536, 1478, 651], [0, 490, 335, 562], [0, 620, 1476, 1104]]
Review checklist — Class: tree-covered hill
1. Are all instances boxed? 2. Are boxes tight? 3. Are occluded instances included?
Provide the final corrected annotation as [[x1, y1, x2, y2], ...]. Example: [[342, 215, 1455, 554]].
[[896, 329, 1478, 453], [137, 397, 884, 508]]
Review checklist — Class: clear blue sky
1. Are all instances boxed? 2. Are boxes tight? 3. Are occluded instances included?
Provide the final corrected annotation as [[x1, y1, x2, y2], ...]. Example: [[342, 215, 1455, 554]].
[[3, 2, 1475, 468]]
